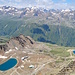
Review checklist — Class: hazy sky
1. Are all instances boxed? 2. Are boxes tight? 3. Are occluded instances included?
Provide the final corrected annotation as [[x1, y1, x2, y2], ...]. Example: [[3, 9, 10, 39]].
[[0, 0, 75, 9]]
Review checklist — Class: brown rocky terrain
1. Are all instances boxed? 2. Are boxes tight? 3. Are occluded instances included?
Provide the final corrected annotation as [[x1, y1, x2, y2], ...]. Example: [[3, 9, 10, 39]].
[[0, 34, 35, 52], [0, 35, 75, 75], [0, 34, 54, 75], [57, 61, 75, 75]]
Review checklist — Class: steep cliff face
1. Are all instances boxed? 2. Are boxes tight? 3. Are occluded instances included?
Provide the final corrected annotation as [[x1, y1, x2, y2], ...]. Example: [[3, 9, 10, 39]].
[[0, 44, 8, 51], [0, 35, 35, 51]]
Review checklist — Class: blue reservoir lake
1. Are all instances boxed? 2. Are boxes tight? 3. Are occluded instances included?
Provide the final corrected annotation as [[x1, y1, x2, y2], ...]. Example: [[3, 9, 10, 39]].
[[0, 58, 17, 71], [73, 50, 75, 54]]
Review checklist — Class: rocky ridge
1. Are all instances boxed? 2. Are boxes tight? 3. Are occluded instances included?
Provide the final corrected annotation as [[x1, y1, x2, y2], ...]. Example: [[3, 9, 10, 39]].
[[0, 35, 35, 52]]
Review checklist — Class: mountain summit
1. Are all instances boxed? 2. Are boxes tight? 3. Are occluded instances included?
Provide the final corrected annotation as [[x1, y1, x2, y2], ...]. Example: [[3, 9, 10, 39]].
[[0, 35, 35, 52]]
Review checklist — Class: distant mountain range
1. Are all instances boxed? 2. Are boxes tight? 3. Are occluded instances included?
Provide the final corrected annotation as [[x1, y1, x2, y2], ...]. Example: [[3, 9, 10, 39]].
[[0, 6, 75, 28], [0, 6, 75, 47]]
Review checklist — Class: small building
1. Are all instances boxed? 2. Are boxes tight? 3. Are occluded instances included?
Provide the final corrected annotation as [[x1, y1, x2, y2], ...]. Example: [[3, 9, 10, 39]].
[[29, 65, 34, 68], [21, 56, 28, 60]]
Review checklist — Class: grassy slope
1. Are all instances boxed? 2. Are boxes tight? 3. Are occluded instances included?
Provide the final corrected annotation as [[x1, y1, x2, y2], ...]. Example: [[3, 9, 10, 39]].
[[0, 36, 9, 45], [0, 15, 75, 47], [45, 43, 75, 57]]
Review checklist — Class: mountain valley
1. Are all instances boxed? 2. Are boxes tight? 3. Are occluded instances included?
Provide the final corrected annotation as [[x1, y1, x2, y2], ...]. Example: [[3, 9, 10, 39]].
[[0, 6, 75, 75], [0, 6, 75, 47]]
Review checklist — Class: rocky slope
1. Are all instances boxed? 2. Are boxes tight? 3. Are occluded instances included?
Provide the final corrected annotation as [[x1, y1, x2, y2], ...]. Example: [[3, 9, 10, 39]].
[[0, 35, 35, 52], [57, 61, 75, 75]]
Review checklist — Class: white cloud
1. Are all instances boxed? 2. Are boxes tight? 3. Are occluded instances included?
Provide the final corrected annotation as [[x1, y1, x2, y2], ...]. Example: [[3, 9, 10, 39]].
[[0, 0, 75, 9], [15, 0, 21, 2], [35, 0, 54, 8], [62, 0, 66, 2]]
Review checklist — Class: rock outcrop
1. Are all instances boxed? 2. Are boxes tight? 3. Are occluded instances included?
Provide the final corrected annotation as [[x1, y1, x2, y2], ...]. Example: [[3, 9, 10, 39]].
[[57, 61, 75, 75], [0, 44, 8, 51], [0, 35, 35, 51]]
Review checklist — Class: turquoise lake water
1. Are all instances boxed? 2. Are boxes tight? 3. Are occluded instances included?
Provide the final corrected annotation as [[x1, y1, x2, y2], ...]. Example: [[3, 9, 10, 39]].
[[73, 50, 75, 54], [0, 58, 17, 71]]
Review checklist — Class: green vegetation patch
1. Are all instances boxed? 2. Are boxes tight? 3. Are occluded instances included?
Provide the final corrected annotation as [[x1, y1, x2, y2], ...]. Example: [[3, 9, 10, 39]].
[[0, 36, 9, 45], [0, 15, 75, 47], [46, 43, 73, 57]]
